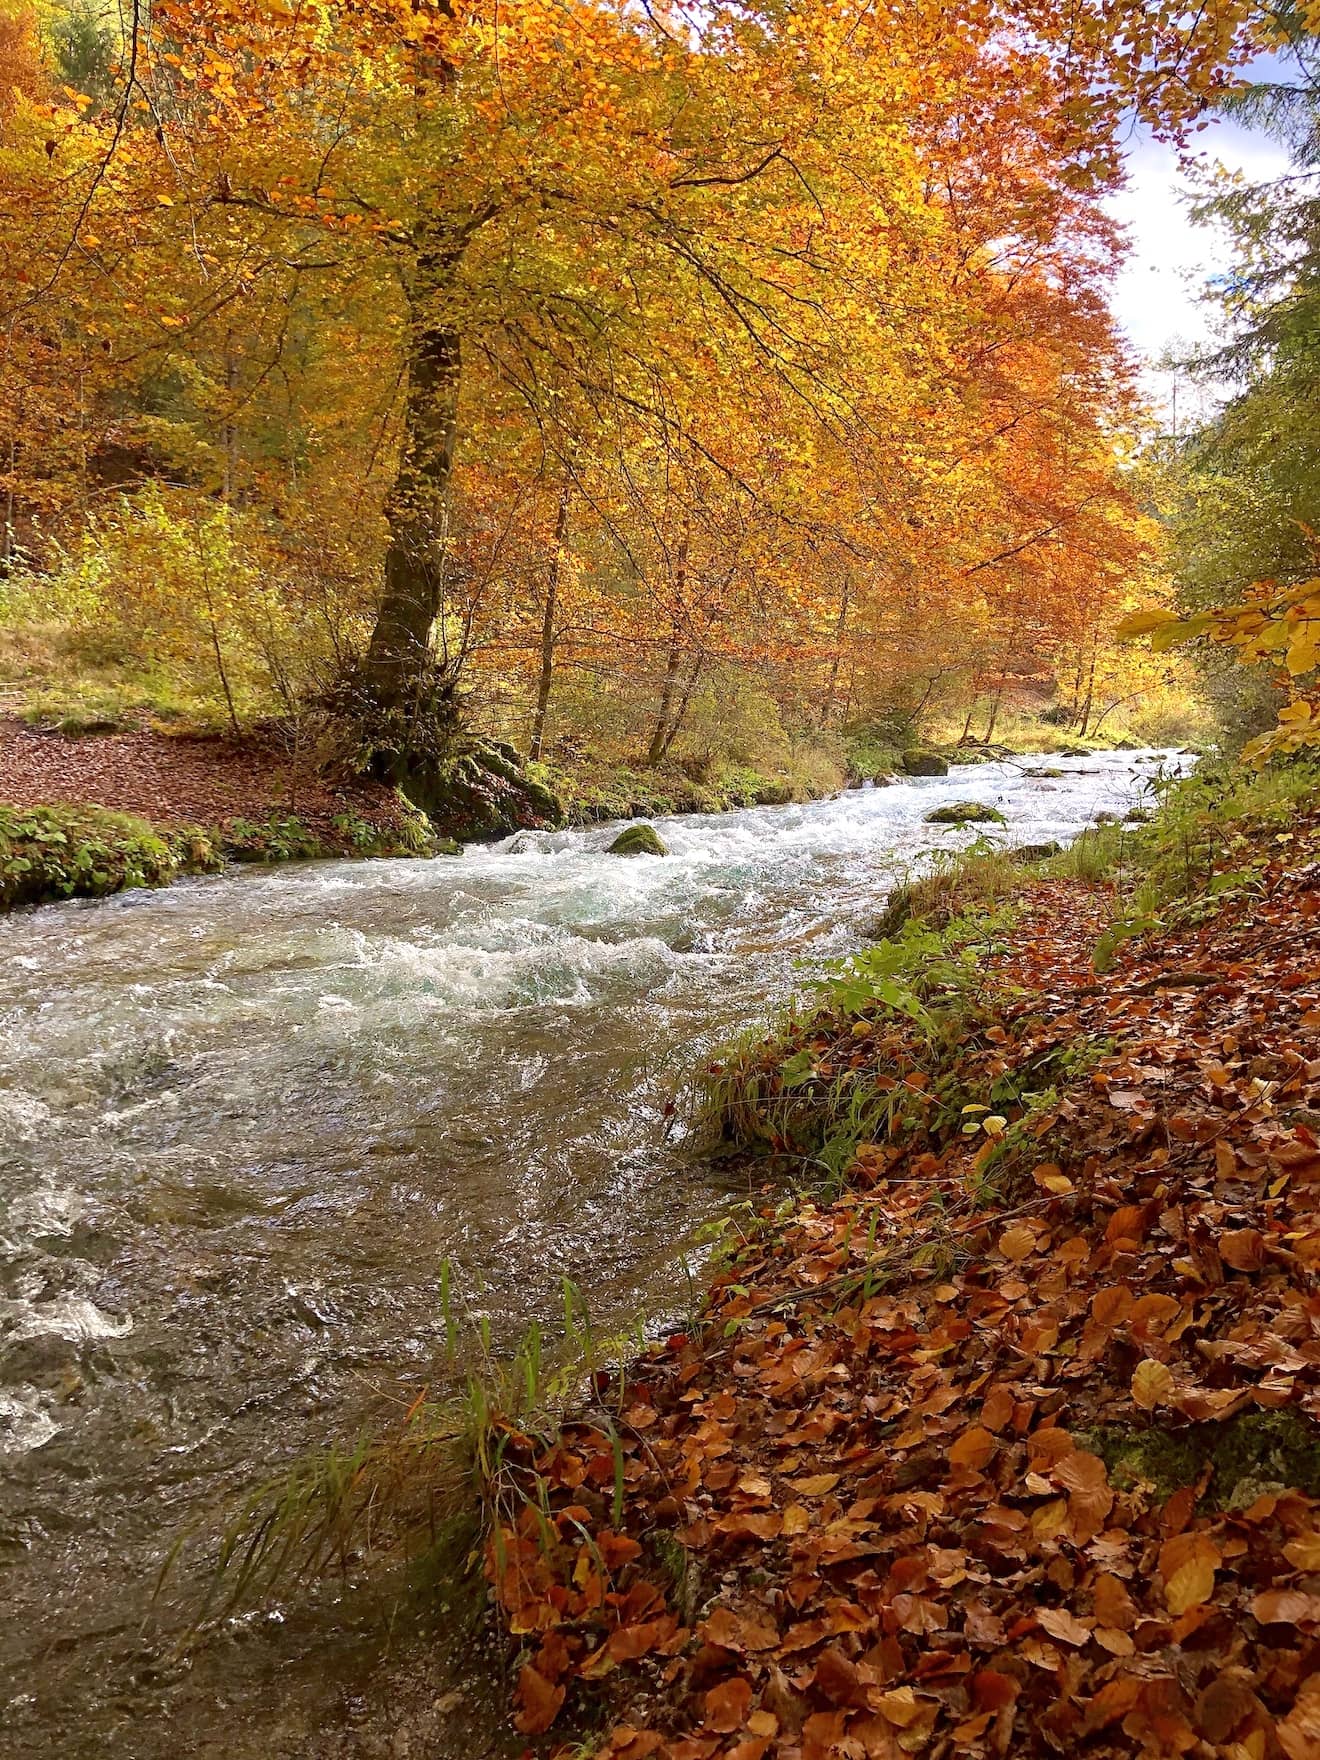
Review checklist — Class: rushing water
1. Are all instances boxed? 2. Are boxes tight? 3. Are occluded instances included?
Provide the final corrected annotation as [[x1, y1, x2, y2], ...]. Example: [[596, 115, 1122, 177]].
[[0, 750, 1176, 1757]]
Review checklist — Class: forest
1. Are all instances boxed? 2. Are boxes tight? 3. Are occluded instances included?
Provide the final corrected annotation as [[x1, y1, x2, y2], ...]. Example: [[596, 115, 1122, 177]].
[[3, 5, 1320, 1760], [1, 0, 1301, 860]]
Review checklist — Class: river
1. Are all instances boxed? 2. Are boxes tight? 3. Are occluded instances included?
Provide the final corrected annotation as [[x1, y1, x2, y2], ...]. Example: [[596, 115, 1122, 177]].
[[0, 749, 1174, 1758]]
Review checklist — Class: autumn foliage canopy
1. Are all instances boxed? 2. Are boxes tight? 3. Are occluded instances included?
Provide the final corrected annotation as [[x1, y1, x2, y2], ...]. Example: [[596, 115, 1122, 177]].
[[0, 1, 1265, 753]]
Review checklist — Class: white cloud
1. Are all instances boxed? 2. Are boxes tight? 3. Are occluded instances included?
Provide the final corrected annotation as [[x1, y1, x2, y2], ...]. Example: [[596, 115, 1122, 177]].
[[1105, 121, 1293, 421]]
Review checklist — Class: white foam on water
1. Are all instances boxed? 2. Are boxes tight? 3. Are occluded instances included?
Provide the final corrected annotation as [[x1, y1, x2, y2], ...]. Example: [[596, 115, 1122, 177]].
[[2, 1183, 83, 1254], [0, 1388, 59, 1455], [3, 1296, 133, 1344], [0, 1090, 54, 1140]]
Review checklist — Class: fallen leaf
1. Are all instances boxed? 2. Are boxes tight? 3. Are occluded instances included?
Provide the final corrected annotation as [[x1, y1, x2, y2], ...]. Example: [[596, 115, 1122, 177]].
[[874, 1686, 922, 1728], [1220, 1228, 1265, 1272], [949, 1425, 996, 1471], [1131, 1358, 1175, 1409], [793, 1472, 840, 1496], [1252, 1589, 1320, 1626], [1037, 1605, 1091, 1646], [998, 1225, 1037, 1262], [705, 1675, 753, 1734], [1283, 1532, 1320, 1570], [1165, 1553, 1216, 1614], [513, 1663, 565, 1735]]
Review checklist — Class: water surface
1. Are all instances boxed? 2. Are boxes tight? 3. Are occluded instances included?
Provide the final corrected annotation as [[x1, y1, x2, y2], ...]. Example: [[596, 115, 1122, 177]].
[[0, 751, 1173, 1757]]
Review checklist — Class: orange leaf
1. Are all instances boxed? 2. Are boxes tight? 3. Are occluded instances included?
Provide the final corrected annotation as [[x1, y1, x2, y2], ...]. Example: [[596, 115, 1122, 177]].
[[1220, 1228, 1265, 1272], [513, 1662, 566, 1735], [1283, 1532, 1320, 1570], [948, 1425, 996, 1471], [704, 1675, 754, 1734], [998, 1225, 1036, 1262], [874, 1686, 922, 1728]]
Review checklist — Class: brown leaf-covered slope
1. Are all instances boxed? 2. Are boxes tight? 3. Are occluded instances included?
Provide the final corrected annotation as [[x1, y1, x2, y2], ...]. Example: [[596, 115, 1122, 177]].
[[0, 718, 410, 838], [489, 840, 1320, 1759]]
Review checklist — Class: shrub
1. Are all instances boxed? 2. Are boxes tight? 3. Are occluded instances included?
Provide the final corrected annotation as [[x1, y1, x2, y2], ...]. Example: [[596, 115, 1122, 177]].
[[0, 804, 222, 908]]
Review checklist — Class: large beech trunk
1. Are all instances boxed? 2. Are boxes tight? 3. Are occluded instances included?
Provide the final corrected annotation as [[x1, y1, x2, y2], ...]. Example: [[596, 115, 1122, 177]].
[[363, 299, 462, 704]]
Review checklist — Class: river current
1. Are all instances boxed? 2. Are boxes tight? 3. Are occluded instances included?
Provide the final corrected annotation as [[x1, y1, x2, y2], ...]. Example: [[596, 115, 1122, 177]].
[[0, 750, 1175, 1757]]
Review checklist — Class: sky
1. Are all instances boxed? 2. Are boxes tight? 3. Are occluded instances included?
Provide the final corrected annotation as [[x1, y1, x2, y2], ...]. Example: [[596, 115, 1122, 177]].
[[1106, 113, 1292, 424]]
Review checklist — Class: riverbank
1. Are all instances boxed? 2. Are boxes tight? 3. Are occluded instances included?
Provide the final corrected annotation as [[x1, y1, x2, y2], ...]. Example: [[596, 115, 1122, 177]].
[[0, 714, 1148, 910], [473, 760, 1320, 1757]]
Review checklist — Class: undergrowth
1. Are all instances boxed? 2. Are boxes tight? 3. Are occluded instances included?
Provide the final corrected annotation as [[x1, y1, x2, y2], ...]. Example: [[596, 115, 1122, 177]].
[[0, 803, 223, 908], [694, 907, 1028, 1191], [0, 793, 443, 910], [1044, 757, 1320, 967], [694, 758, 1320, 1193], [189, 1271, 652, 1634]]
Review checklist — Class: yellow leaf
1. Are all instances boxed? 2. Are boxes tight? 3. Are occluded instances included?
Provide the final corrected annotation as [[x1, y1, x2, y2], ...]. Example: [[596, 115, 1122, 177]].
[[792, 1473, 839, 1497], [999, 1225, 1036, 1262], [1131, 1359, 1175, 1410], [875, 1687, 922, 1728], [1165, 1553, 1216, 1614], [1116, 608, 1177, 640], [1283, 1531, 1320, 1570]]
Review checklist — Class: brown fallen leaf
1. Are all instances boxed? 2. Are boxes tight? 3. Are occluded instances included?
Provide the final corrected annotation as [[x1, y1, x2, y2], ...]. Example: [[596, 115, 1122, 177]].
[[1036, 1605, 1091, 1647], [1220, 1228, 1265, 1272], [999, 1225, 1037, 1261], [704, 1674, 753, 1734], [948, 1424, 996, 1471], [513, 1662, 566, 1735], [1252, 1589, 1320, 1626]]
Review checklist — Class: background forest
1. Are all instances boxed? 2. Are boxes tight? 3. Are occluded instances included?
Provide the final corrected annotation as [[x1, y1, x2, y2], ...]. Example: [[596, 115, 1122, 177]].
[[0, 0, 1315, 836]]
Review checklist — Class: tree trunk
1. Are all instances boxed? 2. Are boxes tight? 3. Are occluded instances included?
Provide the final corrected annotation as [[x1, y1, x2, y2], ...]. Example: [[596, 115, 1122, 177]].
[[529, 480, 570, 762], [1078, 638, 1098, 736], [646, 527, 689, 766], [821, 576, 850, 727], [647, 630, 684, 766], [222, 331, 238, 502], [983, 686, 1003, 744], [657, 648, 704, 760], [363, 283, 462, 705], [958, 689, 979, 746]]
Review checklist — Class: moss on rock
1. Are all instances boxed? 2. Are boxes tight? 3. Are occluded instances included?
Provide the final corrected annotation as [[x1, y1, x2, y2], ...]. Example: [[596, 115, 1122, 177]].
[[607, 822, 669, 856], [902, 749, 949, 777], [1083, 1409, 1320, 1509], [925, 801, 1006, 825]]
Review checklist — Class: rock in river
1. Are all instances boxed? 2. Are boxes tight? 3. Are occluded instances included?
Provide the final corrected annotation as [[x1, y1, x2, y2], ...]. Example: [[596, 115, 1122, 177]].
[[607, 823, 669, 856], [902, 748, 950, 776], [924, 801, 1006, 825]]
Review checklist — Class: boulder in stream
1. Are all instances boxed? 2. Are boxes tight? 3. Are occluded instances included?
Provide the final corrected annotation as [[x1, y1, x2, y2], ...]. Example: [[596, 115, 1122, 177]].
[[608, 823, 669, 856], [925, 800, 1006, 825], [902, 749, 949, 777]]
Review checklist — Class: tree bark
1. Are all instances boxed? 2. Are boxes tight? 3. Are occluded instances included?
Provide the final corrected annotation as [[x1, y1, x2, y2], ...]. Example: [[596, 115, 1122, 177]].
[[363, 288, 462, 704], [983, 686, 1003, 743], [646, 527, 690, 766], [657, 647, 704, 760], [958, 689, 979, 746], [647, 629, 684, 766], [821, 576, 850, 727], [529, 480, 571, 762], [1078, 637, 1098, 735]]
